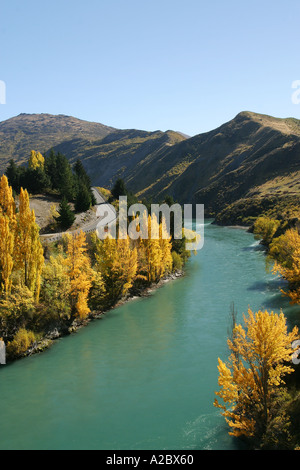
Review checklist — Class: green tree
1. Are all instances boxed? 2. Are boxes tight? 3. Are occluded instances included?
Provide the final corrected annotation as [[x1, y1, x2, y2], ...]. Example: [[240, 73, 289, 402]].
[[56, 197, 75, 230], [111, 178, 128, 200], [45, 151, 75, 201], [74, 159, 91, 188], [75, 181, 92, 212], [6, 159, 23, 193], [20, 167, 51, 194]]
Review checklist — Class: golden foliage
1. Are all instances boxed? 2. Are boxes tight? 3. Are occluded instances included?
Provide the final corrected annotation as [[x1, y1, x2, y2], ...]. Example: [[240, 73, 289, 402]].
[[95, 234, 137, 302], [254, 216, 280, 245], [0, 285, 35, 341], [41, 254, 71, 320], [28, 150, 45, 170], [15, 188, 44, 300], [63, 231, 95, 320], [7, 328, 36, 358], [272, 229, 300, 304], [137, 213, 173, 283], [0, 215, 14, 296], [0, 174, 16, 220], [215, 308, 299, 439]]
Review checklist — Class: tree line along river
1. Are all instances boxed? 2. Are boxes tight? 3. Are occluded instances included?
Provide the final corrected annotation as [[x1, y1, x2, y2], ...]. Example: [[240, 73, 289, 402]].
[[0, 221, 298, 450]]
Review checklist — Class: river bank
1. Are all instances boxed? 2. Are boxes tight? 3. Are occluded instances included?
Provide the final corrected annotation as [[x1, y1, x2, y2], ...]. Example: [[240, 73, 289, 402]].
[[0, 222, 286, 450], [18, 269, 185, 363]]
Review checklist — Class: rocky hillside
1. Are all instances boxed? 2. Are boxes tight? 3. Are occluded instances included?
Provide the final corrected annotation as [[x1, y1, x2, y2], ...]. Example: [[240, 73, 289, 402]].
[[124, 112, 300, 212], [0, 113, 186, 189], [1, 111, 300, 224], [0, 113, 116, 171]]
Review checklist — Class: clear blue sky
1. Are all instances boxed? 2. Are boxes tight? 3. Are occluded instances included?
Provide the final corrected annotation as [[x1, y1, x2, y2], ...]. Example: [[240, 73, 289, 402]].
[[1, 0, 300, 136]]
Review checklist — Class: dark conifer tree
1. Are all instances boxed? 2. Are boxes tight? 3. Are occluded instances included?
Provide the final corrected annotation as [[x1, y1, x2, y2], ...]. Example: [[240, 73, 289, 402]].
[[56, 197, 75, 230]]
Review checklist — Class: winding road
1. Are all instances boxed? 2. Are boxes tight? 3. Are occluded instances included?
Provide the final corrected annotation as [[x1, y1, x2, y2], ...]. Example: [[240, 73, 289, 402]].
[[40, 187, 117, 242]]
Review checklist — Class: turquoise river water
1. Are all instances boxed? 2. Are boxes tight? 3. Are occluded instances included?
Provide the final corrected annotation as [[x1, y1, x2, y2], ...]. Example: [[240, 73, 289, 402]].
[[0, 221, 299, 450]]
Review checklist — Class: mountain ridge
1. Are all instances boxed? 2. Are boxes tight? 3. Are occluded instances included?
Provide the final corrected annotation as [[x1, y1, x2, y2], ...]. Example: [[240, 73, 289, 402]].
[[1, 111, 300, 224]]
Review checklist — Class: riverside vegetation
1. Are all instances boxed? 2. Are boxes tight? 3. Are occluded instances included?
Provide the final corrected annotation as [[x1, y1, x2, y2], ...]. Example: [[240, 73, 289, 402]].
[[214, 214, 300, 450], [0, 153, 191, 363], [2, 145, 300, 450]]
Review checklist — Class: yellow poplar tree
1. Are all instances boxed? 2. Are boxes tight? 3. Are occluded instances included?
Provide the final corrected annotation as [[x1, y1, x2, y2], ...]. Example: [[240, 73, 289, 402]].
[[41, 254, 72, 321], [95, 234, 137, 303], [214, 308, 299, 441], [269, 228, 300, 269], [0, 215, 14, 296], [271, 229, 300, 304], [15, 188, 44, 300], [28, 150, 45, 170], [0, 174, 16, 220], [139, 213, 163, 283], [64, 231, 94, 320], [253, 216, 280, 245], [158, 217, 173, 278], [0, 175, 16, 297]]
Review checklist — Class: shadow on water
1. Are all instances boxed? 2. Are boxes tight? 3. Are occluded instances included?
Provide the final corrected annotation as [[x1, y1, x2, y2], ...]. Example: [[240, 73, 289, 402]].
[[246, 278, 300, 330], [242, 240, 265, 252], [247, 277, 284, 294]]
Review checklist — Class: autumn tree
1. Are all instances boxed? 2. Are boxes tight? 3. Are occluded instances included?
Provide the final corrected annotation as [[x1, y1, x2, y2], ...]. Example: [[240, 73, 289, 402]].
[[14, 188, 44, 300], [158, 216, 173, 277], [0, 216, 14, 296], [95, 234, 137, 304], [0, 175, 17, 296], [270, 229, 300, 304], [214, 308, 299, 446], [273, 248, 300, 304], [254, 216, 281, 245], [40, 254, 71, 322], [137, 213, 162, 283], [0, 285, 35, 342], [0, 174, 16, 220], [136, 213, 173, 283], [7, 328, 36, 359], [28, 151, 45, 170], [63, 231, 94, 321], [269, 228, 300, 269]]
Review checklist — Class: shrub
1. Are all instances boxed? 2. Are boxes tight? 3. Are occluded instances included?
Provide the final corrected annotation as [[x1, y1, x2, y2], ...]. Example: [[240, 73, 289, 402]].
[[172, 251, 183, 272], [7, 328, 36, 359]]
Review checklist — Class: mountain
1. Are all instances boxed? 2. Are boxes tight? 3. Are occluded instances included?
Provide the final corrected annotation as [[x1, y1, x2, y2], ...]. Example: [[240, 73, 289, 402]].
[[51, 128, 186, 189], [0, 113, 116, 171], [119, 111, 300, 224], [124, 111, 300, 203], [0, 114, 186, 188], [1, 111, 300, 225]]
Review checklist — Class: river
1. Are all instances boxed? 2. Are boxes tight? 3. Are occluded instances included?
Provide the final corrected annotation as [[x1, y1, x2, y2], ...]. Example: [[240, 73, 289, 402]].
[[0, 221, 298, 450]]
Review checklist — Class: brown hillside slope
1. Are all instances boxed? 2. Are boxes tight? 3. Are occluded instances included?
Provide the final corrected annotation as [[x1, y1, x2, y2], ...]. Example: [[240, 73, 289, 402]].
[[0, 113, 116, 171], [125, 112, 300, 215]]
